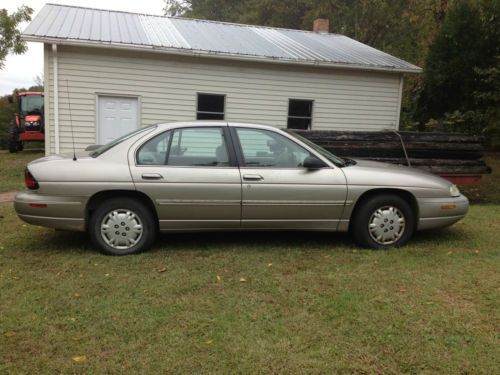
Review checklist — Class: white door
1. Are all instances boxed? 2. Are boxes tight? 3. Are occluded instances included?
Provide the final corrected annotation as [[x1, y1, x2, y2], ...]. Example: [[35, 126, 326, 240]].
[[97, 96, 138, 144]]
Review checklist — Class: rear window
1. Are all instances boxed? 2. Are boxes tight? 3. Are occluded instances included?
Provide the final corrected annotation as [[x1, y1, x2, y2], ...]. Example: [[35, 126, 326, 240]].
[[91, 125, 156, 158]]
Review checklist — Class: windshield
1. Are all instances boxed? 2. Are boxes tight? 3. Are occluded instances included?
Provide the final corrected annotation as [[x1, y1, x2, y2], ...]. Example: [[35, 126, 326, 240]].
[[20, 95, 44, 115], [285, 130, 347, 167], [90, 125, 157, 158]]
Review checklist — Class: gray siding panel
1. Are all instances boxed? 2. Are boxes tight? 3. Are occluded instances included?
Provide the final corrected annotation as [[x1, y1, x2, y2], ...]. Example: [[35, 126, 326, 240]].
[[46, 45, 402, 154]]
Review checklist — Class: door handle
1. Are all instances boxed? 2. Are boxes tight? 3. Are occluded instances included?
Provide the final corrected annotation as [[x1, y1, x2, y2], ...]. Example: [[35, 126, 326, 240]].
[[141, 173, 163, 180], [243, 174, 264, 181]]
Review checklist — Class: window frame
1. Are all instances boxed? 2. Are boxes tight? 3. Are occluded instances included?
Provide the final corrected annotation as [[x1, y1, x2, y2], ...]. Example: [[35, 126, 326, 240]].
[[229, 126, 328, 170], [135, 126, 238, 168], [287, 99, 314, 130], [196, 93, 226, 120]]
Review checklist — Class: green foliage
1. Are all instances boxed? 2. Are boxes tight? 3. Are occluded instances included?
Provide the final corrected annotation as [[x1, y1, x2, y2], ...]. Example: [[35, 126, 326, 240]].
[[415, 0, 500, 146], [0, 5, 33, 69]]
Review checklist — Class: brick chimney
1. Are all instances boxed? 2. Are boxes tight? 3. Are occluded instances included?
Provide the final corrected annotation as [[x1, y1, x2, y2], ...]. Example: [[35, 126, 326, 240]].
[[313, 18, 329, 33]]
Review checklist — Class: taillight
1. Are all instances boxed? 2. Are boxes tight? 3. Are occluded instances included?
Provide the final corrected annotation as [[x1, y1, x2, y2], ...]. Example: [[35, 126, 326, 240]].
[[24, 169, 39, 190]]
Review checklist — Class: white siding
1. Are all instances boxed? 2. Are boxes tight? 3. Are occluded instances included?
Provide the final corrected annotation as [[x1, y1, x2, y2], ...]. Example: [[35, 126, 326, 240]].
[[45, 45, 402, 154]]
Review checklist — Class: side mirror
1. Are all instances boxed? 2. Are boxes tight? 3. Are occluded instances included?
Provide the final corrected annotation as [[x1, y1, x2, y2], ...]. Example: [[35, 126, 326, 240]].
[[7, 95, 13, 104], [303, 155, 326, 170]]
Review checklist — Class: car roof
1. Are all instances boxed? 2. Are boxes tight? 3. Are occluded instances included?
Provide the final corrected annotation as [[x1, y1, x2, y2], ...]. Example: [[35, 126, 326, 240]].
[[154, 121, 281, 132]]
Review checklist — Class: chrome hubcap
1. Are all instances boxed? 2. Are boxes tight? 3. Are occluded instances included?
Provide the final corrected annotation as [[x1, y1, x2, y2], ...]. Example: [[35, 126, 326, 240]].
[[100, 209, 143, 250], [368, 206, 406, 245]]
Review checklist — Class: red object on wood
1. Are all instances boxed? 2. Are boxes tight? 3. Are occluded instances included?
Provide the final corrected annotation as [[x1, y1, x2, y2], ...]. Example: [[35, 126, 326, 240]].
[[440, 175, 482, 185], [19, 131, 45, 141]]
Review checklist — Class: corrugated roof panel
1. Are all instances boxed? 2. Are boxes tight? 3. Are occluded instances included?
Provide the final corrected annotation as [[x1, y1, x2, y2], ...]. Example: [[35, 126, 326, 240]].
[[77, 9, 92, 39], [23, 4, 421, 73]]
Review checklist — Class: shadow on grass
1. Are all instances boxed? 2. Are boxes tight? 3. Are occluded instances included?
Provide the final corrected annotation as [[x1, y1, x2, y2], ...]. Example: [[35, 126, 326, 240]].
[[25, 225, 468, 256]]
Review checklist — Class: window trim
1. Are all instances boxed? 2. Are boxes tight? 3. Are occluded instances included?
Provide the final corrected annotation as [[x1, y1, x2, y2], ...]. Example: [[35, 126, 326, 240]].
[[135, 126, 237, 168], [196, 93, 226, 120], [287, 99, 314, 130]]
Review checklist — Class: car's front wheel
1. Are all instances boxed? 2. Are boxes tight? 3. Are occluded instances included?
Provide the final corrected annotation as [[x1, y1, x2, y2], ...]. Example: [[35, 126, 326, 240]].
[[89, 197, 157, 255], [351, 194, 416, 249]]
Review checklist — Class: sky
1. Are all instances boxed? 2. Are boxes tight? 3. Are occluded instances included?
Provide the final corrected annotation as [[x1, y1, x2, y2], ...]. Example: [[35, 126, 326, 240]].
[[0, 0, 166, 95]]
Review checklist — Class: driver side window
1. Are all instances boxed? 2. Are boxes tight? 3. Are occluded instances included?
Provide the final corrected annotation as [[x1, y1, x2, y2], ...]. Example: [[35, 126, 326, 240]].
[[235, 128, 310, 168]]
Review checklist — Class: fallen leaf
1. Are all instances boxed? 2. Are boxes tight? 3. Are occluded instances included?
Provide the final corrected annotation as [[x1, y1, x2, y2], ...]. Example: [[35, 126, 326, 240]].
[[72, 355, 87, 363], [156, 267, 167, 273], [205, 340, 213, 345], [239, 277, 247, 283], [250, 315, 257, 321], [399, 288, 407, 293], [4, 331, 16, 337]]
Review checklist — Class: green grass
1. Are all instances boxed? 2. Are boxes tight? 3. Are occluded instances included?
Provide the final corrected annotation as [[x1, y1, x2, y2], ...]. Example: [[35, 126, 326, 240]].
[[0, 204, 499, 374], [0, 150, 499, 373], [0, 150, 44, 193]]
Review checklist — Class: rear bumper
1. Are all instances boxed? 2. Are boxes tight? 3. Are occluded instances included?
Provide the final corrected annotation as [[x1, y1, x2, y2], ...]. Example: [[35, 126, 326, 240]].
[[14, 191, 86, 231], [417, 195, 469, 230]]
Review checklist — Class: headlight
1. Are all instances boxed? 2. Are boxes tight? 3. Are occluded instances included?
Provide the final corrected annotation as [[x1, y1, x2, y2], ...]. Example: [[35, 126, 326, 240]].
[[449, 184, 460, 197]]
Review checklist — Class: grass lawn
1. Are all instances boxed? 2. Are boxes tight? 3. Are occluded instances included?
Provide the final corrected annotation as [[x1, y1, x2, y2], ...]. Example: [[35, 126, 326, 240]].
[[0, 150, 499, 373], [0, 150, 44, 193]]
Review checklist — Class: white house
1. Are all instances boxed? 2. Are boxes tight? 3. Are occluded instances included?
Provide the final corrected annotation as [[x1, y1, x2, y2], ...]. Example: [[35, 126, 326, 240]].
[[23, 4, 421, 155]]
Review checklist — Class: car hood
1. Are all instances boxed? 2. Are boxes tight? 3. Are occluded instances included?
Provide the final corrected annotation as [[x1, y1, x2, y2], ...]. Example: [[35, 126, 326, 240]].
[[342, 158, 452, 190]]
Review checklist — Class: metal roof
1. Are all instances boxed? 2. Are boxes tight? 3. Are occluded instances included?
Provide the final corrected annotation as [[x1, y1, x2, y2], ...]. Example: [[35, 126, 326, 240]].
[[23, 4, 421, 73]]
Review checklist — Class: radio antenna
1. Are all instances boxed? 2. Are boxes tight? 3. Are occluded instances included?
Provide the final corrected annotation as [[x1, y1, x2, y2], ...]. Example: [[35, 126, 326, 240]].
[[64, 80, 77, 161]]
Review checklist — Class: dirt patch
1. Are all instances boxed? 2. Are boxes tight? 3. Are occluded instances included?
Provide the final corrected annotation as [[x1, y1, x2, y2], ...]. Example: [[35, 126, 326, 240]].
[[0, 192, 17, 204]]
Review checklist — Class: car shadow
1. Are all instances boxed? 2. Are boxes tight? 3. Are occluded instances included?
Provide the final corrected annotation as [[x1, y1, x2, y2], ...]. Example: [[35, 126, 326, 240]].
[[26, 226, 468, 256]]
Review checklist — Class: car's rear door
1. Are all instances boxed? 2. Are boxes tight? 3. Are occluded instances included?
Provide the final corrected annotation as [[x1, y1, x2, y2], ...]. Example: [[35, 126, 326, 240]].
[[231, 126, 347, 230], [129, 125, 242, 230]]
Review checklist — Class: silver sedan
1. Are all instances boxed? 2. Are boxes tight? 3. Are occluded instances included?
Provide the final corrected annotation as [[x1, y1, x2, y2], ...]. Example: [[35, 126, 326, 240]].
[[14, 122, 469, 255]]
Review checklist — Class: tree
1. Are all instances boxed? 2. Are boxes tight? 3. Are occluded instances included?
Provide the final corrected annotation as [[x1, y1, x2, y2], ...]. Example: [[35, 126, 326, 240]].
[[415, 0, 500, 140], [0, 5, 33, 69]]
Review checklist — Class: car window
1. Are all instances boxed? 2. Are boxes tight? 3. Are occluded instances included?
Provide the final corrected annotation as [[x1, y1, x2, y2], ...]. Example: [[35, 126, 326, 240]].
[[137, 130, 172, 165], [167, 127, 230, 167], [235, 128, 310, 168]]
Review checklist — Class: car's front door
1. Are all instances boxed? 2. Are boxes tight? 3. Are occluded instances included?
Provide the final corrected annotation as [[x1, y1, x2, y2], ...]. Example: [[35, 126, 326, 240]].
[[129, 126, 241, 230], [232, 127, 347, 230]]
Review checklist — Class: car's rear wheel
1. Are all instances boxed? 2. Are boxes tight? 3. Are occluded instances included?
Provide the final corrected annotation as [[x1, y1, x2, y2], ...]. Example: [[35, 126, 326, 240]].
[[351, 194, 415, 249], [89, 197, 156, 255]]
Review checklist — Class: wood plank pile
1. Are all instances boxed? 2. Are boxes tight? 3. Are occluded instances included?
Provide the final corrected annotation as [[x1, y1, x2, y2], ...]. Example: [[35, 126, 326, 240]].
[[293, 130, 491, 176]]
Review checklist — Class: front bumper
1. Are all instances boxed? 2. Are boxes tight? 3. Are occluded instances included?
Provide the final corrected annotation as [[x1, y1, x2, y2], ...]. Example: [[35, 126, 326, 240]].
[[14, 191, 86, 231], [417, 194, 469, 230]]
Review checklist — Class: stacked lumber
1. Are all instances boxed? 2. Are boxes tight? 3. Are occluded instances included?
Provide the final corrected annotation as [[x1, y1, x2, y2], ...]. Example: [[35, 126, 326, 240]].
[[293, 130, 491, 176]]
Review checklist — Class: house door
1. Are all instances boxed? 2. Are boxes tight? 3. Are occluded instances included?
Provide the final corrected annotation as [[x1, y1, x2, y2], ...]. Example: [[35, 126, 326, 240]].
[[97, 96, 138, 144]]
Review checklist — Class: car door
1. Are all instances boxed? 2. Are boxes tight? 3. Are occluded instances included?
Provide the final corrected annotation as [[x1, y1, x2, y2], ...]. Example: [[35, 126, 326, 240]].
[[231, 126, 347, 230], [129, 125, 242, 230]]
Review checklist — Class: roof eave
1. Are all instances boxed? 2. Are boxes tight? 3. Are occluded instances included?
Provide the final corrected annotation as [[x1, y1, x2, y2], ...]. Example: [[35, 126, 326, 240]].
[[23, 35, 422, 74]]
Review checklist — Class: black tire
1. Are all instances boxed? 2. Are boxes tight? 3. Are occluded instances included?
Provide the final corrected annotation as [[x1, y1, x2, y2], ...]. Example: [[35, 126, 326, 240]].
[[8, 122, 20, 153], [350, 194, 416, 249], [89, 197, 157, 255]]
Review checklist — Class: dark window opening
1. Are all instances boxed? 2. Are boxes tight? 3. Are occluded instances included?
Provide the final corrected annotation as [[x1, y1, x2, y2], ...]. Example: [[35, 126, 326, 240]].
[[287, 99, 313, 130], [197, 93, 225, 120]]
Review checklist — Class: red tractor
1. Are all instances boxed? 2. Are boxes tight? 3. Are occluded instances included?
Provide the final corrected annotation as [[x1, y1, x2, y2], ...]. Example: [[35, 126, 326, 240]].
[[7, 91, 45, 153]]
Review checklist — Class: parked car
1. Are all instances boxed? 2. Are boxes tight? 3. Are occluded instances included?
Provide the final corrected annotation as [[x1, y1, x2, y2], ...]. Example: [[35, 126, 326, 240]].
[[14, 122, 469, 255]]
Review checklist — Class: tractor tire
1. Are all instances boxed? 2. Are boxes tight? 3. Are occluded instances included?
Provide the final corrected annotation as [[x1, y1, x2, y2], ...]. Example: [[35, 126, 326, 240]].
[[8, 122, 21, 153]]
